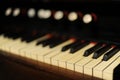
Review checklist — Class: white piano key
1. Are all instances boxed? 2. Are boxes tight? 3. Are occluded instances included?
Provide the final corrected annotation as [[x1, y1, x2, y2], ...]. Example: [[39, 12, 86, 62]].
[[0, 36, 11, 42], [25, 51, 31, 59], [44, 39, 75, 64], [93, 51, 120, 79], [0, 38, 15, 55], [0, 38, 13, 50], [44, 50, 62, 64], [22, 45, 50, 60], [58, 45, 92, 68], [0, 39, 8, 44], [33, 46, 52, 62], [75, 53, 94, 73], [52, 43, 94, 68], [22, 45, 45, 58], [1, 38, 21, 51], [0, 37, 10, 44], [0, 39, 9, 49], [0, 34, 50, 55], [10, 42, 28, 55], [25, 45, 43, 59], [0, 34, 4, 38], [51, 50, 70, 67], [67, 44, 95, 70], [20, 44, 41, 57], [58, 51, 79, 68], [8, 34, 49, 57], [19, 34, 50, 56], [19, 44, 38, 57], [103, 57, 120, 80], [30, 39, 74, 63], [83, 48, 112, 77], [84, 54, 103, 76], [30, 52, 38, 60]]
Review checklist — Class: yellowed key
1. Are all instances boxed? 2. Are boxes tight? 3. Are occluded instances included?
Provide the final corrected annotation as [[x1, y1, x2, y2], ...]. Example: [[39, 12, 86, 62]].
[[93, 51, 120, 79], [67, 43, 95, 70], [103, 57, 120, 80], [83, 48, 112, 77], [44, 39, 75, 64], [75, 53, 94, 73]]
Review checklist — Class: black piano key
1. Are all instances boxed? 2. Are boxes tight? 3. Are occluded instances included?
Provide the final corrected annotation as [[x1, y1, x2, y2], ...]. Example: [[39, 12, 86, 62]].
[[83, 43, 103, 57], [25, 34, 44, 43], [61, 42, 76, 51], [113, 64, 120, 80], [61, 40, 80, 51], [42, 38, 55, 47], [14, 31, 30, 41], [70, 41, 90, 53], [102, 47, 120, 61], [36, 39, 47, 45], [49, 37, 68, 48], [36, 38, 49, 45], [49, 40, 63, 48], [93, 45, 112, 59], [11, 35, 20, 39], [21, 30, 45, 43], [36, 34, 52, 45], [68, 41, 82, 53], [4, 32, 20, 39]]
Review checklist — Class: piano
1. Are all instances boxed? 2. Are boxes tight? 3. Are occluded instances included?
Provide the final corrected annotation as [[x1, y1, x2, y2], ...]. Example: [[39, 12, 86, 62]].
[[0, 0, 119, 80]]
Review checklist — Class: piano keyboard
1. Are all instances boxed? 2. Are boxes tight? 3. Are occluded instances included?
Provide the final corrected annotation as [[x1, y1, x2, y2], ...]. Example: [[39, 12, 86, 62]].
[[0, 33, 119, 80]]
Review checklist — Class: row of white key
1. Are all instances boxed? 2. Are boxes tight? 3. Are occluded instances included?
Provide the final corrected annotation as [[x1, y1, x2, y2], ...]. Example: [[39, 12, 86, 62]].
[[0, 34, 50, 55], [0, 34, 119, 80], [0, 34, 75, 62]]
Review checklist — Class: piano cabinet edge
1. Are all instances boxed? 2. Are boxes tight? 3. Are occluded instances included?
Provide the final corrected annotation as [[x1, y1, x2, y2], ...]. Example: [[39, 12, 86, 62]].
[[0, 50, 102, 80]]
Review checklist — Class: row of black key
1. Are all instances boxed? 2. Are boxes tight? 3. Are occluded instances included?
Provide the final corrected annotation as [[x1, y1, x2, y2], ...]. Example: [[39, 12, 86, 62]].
[[2, 31, 65, 49], [2, 28, 46, 43], [61, 40, 120, 61], [2, 31, 120, 61], [36, 36, 68, 48]]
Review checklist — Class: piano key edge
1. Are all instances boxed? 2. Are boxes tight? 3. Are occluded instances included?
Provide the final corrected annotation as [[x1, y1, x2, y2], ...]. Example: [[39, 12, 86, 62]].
[[0, 50, 102, 80]]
